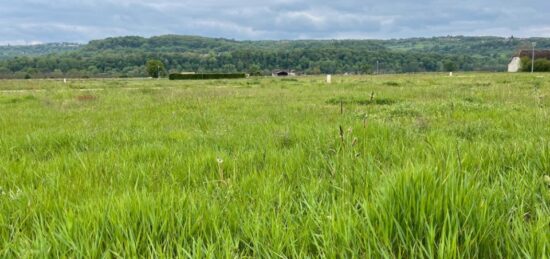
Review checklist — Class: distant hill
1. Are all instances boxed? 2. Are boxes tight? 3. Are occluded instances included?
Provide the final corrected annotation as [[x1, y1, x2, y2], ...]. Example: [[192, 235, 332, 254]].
[[384, 36, 550, 70], [1, 35, 549, 78], [82, 35, 387, 52], [0, 43, 82, 60]]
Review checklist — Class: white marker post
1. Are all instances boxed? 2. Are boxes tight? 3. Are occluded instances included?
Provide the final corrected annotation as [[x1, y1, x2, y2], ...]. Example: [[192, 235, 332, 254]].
[[326, 74, 332, 84], [63, 78, 67, 84], [449, 72, 453, 77]]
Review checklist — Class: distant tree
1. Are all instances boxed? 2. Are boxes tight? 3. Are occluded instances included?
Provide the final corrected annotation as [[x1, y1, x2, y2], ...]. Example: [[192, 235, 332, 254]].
[[443, 60, 458, 71], [534, 59, 550, 72], [222, 64, 237, 73], [146, 60, 165, 78], [360, 64, 372, 74], [309, 66, 321, 75], [520, 57, 530, 72], [14, 71, 29, 79], [0, 66, 11, 76], [50, 69, 64, 78], [67, 69, 84, 78], [248, 64, 262, 76], [519, 58, 550, 72]]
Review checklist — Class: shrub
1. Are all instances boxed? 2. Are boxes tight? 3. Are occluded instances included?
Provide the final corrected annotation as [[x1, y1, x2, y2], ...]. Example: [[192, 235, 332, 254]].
[[534, 59, 550, 72], [520, 57, 550, 72], [169, 73, 247, 80]]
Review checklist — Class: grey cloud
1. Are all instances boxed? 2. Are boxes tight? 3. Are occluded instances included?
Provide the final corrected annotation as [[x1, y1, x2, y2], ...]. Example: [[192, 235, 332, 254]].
[[0, 0, 549, 44]]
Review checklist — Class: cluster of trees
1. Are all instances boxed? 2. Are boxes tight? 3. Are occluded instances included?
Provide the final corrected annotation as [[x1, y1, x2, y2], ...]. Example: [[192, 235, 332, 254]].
[[520, 58, 550, 72], [0, 35, 549, 79], [0, 51, 475, 79]]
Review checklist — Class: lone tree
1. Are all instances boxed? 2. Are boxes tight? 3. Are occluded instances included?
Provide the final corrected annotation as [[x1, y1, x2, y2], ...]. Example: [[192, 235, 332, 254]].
[[248, 64, 262, 76], [146, 60, 165, 78]]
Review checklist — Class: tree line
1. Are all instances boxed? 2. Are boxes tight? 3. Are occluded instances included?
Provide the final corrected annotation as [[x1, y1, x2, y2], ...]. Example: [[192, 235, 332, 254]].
[[1, 35, 549, 79]]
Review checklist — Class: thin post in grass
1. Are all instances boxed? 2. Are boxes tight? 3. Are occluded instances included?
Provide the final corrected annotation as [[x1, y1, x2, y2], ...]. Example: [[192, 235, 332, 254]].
[[339, 125, 345, 146], [340, 99, 343, 114], [216, 158, 225, 183]]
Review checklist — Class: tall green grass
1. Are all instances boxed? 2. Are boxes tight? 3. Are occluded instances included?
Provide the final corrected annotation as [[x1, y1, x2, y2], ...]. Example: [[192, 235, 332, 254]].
[[0, 74, 549, 257]]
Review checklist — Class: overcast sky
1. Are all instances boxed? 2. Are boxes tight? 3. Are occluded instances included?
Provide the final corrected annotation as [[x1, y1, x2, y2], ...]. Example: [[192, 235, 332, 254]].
[[1, 0, 549, 45]]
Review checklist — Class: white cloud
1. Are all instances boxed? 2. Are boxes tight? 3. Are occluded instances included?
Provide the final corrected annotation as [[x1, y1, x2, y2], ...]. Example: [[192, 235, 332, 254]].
[[0, 0, 549, 44]]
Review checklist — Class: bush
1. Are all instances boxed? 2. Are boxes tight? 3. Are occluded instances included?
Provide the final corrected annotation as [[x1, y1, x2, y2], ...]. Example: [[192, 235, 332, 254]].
[[520, 57, 550, 72], [534, 59, 550, 72], [169, 73, 247, 80]]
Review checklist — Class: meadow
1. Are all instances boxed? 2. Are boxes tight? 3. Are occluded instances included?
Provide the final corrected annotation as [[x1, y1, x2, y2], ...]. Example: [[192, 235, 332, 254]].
[[0, 73, 549, 257]]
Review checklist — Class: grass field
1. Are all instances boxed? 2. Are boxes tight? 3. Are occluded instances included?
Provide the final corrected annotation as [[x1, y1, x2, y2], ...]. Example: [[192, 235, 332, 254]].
[[1, 73, 549, 257]]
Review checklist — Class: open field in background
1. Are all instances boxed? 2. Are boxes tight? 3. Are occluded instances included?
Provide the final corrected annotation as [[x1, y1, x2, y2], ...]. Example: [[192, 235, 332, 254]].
[[1, 73, 549, 257]]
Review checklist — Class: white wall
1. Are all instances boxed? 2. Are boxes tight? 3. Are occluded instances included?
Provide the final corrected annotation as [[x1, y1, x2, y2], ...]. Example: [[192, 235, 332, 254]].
[[508, 57, 521, 72]]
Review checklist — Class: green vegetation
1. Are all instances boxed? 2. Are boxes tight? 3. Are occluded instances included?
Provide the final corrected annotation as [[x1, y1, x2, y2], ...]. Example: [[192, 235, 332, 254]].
[[146, 59, 166, 78], [0, 73, 549, 257], [521, 57, 550, 72], [169, 73, 247, 80], [0, 43, 82, 60], [1, 35, 550, 78]]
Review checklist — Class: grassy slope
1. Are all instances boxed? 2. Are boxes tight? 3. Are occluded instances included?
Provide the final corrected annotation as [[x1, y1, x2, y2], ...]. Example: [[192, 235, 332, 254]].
[[0, 74, 549, 257]]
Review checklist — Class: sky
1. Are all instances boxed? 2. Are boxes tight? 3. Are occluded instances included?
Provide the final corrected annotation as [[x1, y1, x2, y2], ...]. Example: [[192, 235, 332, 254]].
[[1, 0, 549, 45]]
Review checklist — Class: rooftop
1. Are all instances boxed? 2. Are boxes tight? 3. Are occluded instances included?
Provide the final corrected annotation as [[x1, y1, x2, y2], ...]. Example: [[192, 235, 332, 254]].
[[516, 50, 550, 59]]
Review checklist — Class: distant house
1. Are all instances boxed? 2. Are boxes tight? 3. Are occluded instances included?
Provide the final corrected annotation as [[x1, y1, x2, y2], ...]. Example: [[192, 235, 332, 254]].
[[508, 50, 550, 72], [272, 70, 296, 77]]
